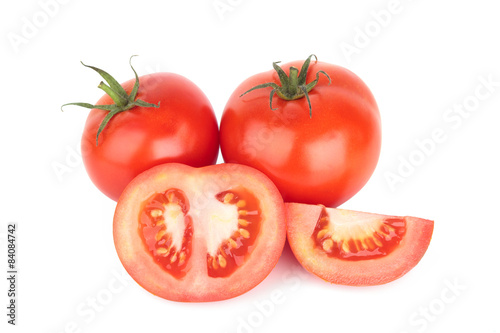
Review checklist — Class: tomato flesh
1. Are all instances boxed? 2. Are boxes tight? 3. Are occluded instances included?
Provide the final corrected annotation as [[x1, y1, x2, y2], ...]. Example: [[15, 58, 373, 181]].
[[114, 163, 286, 302], [286, 203, 433, 286]]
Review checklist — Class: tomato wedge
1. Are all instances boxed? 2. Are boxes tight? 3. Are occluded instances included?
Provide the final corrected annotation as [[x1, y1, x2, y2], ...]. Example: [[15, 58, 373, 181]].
[[286, 203, 433, 286], [113, 163, 286, 302]]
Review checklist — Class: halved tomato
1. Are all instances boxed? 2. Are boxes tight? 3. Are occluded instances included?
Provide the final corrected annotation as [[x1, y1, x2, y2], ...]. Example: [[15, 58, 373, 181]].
[[113, 163, 286, 302], [286, 203, 433, 286]]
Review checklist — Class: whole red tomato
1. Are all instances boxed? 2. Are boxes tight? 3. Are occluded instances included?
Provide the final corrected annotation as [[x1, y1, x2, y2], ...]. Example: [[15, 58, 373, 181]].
[[65, 58, 219, 201], [220, 55, 381, 207]]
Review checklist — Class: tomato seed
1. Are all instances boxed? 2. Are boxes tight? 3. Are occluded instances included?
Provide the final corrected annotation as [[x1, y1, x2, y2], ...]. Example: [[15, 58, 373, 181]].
[[170, 252, 178, 264], [228, 238, 238, 248], [373, 234, 384, 247], [322, 238, 334, 252], [223, 193, 234, 204], [218, 255, 227, 268], [156, 229, 167, 242], [178, 252, 186, 266], [239, 229, 250, 239], [157, 247, 169, 256], [341, 241, 350, 253], [316, 228, 329, 240], [151, 209, 163, 218], [364, 238, 375, 251], [238, 219, 250, 227]]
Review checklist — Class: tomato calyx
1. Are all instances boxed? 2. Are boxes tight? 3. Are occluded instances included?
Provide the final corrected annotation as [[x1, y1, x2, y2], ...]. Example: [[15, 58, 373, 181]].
[[61, 55, 160, 145], [239, 54, 331, 117]]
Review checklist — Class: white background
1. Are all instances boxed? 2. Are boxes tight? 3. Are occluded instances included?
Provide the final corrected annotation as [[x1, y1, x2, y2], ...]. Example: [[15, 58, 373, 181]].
[[1, 0, 499, 332]]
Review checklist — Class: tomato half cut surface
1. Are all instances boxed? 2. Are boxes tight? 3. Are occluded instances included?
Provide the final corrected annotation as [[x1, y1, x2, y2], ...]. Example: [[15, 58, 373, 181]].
[[113, 163, 286, 302], [286, 203, 434, 286]]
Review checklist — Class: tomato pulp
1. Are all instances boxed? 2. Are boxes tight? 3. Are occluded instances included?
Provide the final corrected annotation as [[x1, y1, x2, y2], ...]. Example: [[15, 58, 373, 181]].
[[113, 163, 286, 302]]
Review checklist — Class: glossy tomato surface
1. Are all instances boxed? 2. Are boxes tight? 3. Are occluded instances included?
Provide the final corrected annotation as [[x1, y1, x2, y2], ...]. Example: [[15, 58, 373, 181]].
[[286, 203, 434, 286], [113, 163, 286, 302], [82, 73, 219, 201], [220, 59, 381, 207]]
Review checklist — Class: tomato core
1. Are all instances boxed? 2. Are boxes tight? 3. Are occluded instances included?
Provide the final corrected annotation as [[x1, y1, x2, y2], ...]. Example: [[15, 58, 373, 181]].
[[312, 207, 406, 261], [138, 187, 262, 279]]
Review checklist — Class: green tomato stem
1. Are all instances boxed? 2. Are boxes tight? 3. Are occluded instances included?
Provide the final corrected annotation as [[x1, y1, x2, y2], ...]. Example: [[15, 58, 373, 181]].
[[240, 54, 332, 117], [61, 56, 160, 146]]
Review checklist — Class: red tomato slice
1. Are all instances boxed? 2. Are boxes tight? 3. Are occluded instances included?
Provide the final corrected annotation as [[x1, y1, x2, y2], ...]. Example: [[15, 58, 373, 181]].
[[286, 203, 433, 286], [114, 163, 286, 302]]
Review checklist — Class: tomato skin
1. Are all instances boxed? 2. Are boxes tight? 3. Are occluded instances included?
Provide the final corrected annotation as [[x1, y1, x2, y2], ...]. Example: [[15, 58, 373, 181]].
[[220, 60, 381, 207], [114, 163, 286, 302], [286, 203, 434, 286], [82, 73, 219, 201]]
